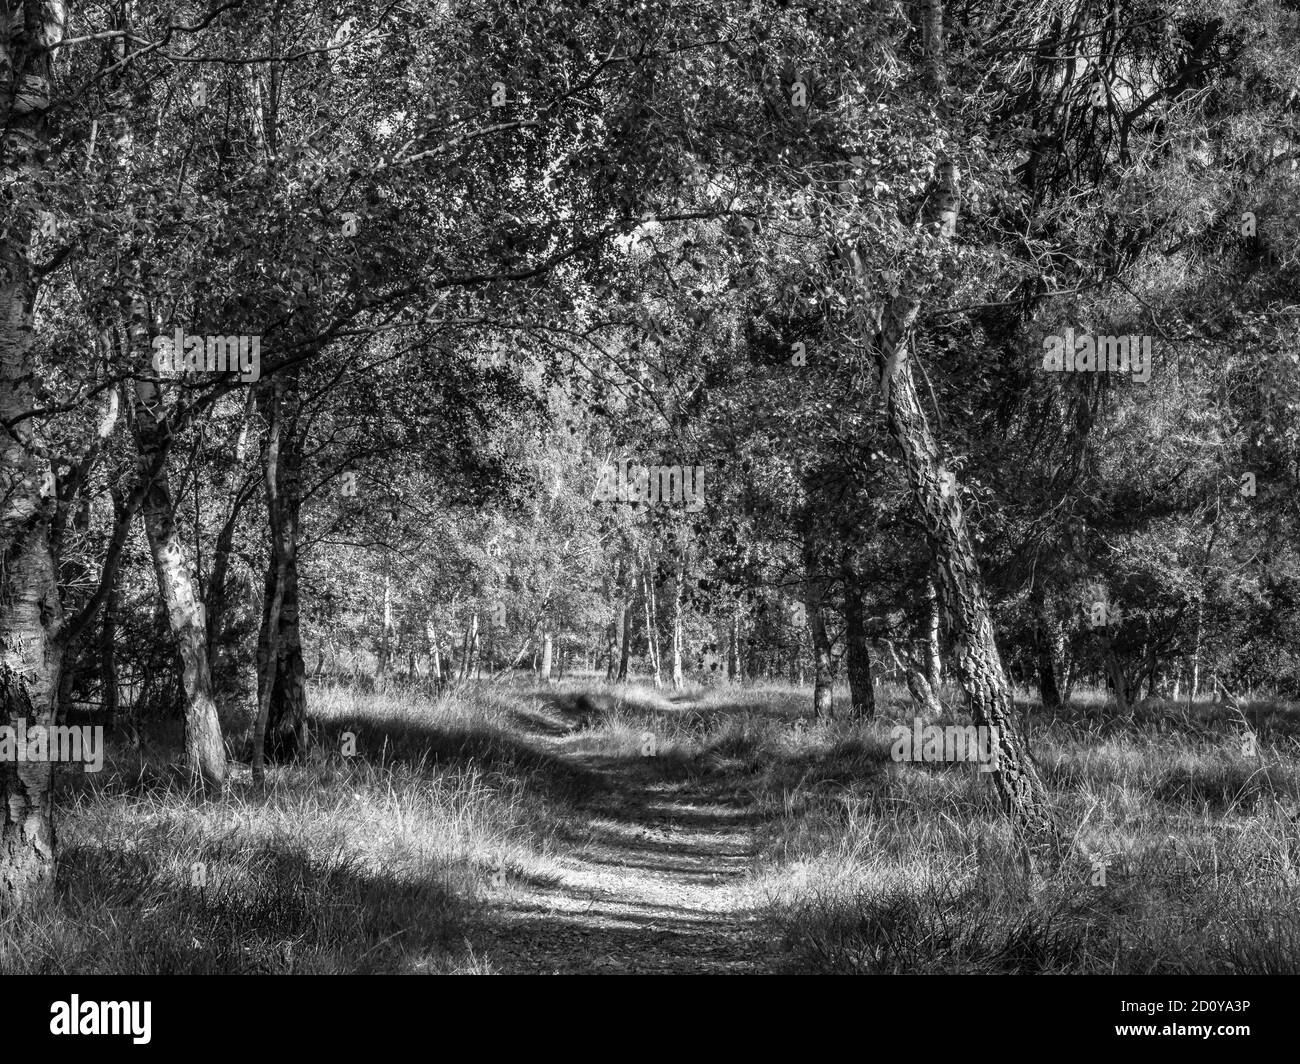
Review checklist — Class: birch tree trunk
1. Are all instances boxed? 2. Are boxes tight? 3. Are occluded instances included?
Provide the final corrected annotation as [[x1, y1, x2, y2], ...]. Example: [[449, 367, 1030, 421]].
[[52, 486, 94, 725], [617, 565, 633, 681], [1189, 598, 1203, 705], [606, 554, 624, 680], [378, 556, 396, 686], [925, 576, 943, 690], [1100, 631, 1132, 717], [459, 617, 474, 682], [253, 379, 286, 786], [0, 0, 69, 908], [207, 492, 246, 720], [127, 297, 225, 792], [100, 550, 121, 731], [871, 289, 1052, 835], [670, 546, 685, 689], [256, 371, 308, 758], [463, 613, 478, 682], [540, 627, 554, 683], [642, 563, 661, 687], [803, 539, 834, 718], [808, 604, 834, 718], [861, 7, 1053, 838], [728, 603, 743, 683], [205, 389, 255, 724], [887, 639, 942, 717], [426, 621, 443, 691]]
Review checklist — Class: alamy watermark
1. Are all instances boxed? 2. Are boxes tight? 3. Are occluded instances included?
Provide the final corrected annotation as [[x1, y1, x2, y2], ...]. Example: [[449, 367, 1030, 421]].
[[0, 723, 104, 772], [592, 460, 705, 511], [50, 996, 150, 1044], [889, 719, 1001, 771], [151, 327, 261, 382], [1041, 329, 1152, 383]]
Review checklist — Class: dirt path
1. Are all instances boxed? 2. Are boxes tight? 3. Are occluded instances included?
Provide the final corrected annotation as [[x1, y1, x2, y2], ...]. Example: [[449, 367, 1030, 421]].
[[468, 698, 771, 974]]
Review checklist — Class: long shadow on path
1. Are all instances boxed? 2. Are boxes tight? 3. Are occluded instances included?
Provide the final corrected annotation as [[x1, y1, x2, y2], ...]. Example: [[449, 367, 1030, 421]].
[[466, 694, 773, 974]]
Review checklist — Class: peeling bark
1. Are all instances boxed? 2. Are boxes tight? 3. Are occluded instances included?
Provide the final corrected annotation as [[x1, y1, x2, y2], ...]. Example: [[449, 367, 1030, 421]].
[[865, 150, 1054, 840], [127, 295, 226, 791], [540, 627, 553, 683], [925, 576, 943, 690], [0, 0, 69, 912], [872, 312, 1053, 835], [857, 4, 1054, 840]]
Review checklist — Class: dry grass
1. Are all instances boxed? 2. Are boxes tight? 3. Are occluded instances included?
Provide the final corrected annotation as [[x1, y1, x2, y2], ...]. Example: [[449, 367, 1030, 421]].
[[0, 683, 590, 974], [4, 674, 1298, 973], [681, 682, 1300, 973]]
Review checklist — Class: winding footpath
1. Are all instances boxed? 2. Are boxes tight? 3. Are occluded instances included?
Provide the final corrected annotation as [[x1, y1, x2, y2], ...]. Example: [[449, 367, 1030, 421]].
[[468, 697, 771, 974]]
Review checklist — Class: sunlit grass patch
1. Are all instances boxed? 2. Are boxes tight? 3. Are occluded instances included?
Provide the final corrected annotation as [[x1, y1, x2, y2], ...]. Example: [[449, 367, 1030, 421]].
[[603, 681, 1300, 974], [1, 683, 576, 974]]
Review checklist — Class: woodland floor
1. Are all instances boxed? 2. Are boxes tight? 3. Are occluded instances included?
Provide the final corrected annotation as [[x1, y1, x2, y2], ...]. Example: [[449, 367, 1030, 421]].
[[465, 692, 772, 974], [7, 678, 1299, 975]]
